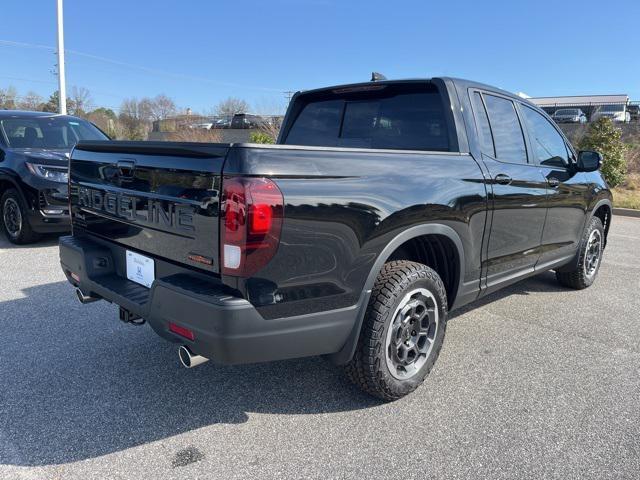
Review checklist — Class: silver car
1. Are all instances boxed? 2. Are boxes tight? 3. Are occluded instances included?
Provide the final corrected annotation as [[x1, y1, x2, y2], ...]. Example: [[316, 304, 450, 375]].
[[591, 105, 631, 123], [551, 108, 587, 124]]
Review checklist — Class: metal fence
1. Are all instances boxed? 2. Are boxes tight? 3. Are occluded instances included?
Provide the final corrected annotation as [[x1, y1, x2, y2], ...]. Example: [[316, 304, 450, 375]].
[[153, 114, 284, 132], [534, 101, 640, 124]]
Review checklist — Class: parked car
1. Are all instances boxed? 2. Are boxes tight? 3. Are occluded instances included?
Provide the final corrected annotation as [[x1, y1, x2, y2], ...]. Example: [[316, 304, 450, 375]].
[[0, 111, 109, 244], [551, 108, 587, 123], [627, 104, 640, 123], [211, 117, 232, 129], [592, 104, 631, 123], [60, 77, 611, 401], [190, 122, 214, 130], [230, 113, 269, 129]]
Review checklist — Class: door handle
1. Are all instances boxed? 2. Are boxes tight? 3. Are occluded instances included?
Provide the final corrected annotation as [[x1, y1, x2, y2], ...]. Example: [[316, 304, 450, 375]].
[[547, 177, 560, 188], [494, 174, 512, 185]]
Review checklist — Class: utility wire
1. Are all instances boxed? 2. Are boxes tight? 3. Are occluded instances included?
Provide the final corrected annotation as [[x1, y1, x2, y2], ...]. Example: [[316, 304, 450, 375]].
[[0, 39, 286, 93]]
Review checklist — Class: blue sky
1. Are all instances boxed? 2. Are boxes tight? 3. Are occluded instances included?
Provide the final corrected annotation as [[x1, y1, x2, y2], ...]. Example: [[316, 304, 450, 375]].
[[0, 0, 638, 114]]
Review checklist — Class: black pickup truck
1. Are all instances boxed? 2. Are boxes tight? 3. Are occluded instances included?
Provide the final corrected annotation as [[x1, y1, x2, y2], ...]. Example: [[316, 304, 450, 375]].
[[60, 78, 612, 400]]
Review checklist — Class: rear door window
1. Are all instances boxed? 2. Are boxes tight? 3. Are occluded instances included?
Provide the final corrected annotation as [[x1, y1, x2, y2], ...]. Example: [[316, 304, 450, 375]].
[[284, 84, 451, 151], [483, 94, 528, 164]]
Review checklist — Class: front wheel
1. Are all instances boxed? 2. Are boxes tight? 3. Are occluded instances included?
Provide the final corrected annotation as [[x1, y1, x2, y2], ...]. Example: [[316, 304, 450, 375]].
[[1, 188, 41, 244], [556, 216, 604, 289], [344, 261, 447, 401]]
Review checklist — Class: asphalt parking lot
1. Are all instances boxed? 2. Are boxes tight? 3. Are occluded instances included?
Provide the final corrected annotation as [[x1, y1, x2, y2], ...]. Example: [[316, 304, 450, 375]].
[[0, 217, 639, 480]]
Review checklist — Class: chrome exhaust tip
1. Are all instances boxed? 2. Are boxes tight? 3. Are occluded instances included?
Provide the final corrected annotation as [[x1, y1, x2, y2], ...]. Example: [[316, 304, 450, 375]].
[[76, 288, 100, 304], [178, 345, 209, 368]]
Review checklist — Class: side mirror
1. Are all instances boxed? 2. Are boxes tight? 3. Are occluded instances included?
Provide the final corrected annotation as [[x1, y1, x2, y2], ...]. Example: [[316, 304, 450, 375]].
[[576, 150, 602, 172]]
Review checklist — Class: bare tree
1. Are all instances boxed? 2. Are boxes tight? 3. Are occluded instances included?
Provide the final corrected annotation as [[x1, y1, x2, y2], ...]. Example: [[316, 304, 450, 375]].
[[147, 94, 177, 120], [118, 98, 152, 140], [69, 86, 92, 116], [0, 86, 18, 109], [215, 97, 249, 117], [137, 98, 154, 122], [17, 91, 44, 111]]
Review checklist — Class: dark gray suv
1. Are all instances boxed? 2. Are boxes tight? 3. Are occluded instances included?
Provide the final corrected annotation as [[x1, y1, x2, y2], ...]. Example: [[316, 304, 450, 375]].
[[0, 111, 109, 244]]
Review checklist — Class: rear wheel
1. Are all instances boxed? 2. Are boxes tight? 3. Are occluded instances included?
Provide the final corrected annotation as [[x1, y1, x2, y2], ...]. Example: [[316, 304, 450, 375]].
[[344, 261, 447, 401], [556, 216, 604, 289], [1, 188, 40, 244]]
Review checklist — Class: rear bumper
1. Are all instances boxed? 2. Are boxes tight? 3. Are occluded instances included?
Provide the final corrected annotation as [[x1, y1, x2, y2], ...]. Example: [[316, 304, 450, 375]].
[[59, 235, 357, 365]]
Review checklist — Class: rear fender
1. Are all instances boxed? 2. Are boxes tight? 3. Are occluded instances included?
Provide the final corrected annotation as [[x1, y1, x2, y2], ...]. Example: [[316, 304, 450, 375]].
[[329, 223, 465, 365]]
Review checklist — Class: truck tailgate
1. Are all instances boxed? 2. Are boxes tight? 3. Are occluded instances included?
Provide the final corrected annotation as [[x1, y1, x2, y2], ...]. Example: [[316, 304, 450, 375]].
[[69, 141, 229, 274]]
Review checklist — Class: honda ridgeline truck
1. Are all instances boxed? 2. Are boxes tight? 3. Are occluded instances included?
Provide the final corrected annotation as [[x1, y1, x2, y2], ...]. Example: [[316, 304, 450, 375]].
[[60, 78, 612, 400]]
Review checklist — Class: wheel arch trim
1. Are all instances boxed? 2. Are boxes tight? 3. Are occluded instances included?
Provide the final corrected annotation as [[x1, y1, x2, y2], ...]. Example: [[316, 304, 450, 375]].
[[329, 223, 465, 365], [557, 197, 613, 274], [588, 198, 613, 245], [0, 172, 30, 207]]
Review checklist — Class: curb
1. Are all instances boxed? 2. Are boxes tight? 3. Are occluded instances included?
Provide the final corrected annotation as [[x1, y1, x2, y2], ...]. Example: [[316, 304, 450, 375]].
[[613, 208, 640, 218]]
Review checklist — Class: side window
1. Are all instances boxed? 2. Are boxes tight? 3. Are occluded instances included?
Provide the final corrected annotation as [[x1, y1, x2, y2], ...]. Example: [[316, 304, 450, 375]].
[[483, 94, 528, 164], [521, 106, 570, 168], [470, 91, 495, 157]]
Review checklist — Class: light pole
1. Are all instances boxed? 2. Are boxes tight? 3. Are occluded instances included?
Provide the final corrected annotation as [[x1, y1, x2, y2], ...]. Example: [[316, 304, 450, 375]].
[[56, 0, 67, 114]]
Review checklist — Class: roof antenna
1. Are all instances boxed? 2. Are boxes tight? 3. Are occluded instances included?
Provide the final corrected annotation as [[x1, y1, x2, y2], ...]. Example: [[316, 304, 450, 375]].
[[371, 72, 387, 82]]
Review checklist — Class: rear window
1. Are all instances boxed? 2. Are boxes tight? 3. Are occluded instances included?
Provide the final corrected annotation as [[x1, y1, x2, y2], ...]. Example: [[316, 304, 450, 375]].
[[283, 84, 451, 151]]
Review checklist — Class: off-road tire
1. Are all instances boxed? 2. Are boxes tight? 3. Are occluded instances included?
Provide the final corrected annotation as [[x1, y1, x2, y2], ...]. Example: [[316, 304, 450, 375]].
[[556, 216, 604, 290], [344, 261, 447, 401]]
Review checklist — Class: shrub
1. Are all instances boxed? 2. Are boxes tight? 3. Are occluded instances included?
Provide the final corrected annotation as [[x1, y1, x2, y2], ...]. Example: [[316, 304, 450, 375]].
[[578, 118, 627, 187], [250, 131, 275, 144]]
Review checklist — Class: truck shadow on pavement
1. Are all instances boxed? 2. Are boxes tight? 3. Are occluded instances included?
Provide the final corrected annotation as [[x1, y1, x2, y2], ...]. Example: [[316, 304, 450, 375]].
[[0, 280, 381, 467], [0, 271, 565, 466], [449, 270, 567, 320]]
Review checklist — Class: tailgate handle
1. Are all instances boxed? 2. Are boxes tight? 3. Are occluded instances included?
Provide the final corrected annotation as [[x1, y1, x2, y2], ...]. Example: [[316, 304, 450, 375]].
[[117, 160, 136, 179]]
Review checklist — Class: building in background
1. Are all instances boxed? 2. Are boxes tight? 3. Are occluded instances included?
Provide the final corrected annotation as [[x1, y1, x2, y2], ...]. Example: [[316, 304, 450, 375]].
[[529, 94, 632, 123]]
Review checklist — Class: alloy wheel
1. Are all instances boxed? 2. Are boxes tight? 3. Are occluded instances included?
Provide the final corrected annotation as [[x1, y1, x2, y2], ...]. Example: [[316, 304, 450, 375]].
[[385, 288, 439, 380], [584, 229, 602, 278], [3, 198, 22, 238]]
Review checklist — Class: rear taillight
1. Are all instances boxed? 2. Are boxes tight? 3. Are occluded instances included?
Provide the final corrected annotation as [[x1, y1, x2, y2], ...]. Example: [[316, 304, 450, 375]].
[[221, 177, 283, 277]]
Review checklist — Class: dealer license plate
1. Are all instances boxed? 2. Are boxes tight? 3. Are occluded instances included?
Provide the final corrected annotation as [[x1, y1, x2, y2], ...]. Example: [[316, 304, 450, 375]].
[[126, 250, 155, 288]]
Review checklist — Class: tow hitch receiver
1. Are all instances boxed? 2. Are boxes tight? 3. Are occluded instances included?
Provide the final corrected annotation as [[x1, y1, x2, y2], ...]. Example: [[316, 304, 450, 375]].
[[119, 307, 145, 326]]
